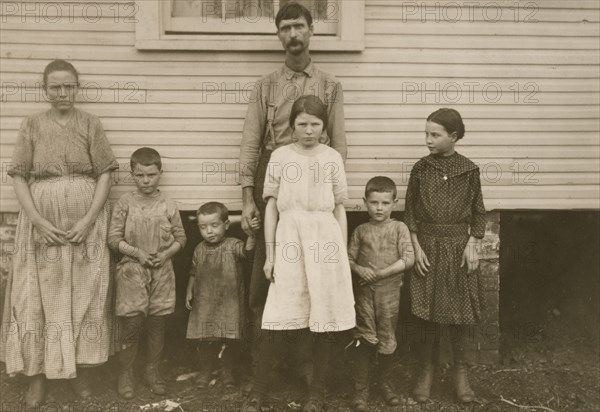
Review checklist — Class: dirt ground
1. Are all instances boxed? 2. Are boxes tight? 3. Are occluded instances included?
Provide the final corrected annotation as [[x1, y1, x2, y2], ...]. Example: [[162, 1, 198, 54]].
[[2, 321, 598, 412], [2, 212, 598, 411]]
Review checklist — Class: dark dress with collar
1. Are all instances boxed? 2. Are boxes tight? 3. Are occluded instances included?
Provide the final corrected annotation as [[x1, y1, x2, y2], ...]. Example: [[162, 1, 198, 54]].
[[404, 152, 486, 325]]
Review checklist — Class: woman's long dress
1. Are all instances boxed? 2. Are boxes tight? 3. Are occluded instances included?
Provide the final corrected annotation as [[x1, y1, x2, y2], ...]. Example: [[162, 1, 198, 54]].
[[0, 109, 118, 379]]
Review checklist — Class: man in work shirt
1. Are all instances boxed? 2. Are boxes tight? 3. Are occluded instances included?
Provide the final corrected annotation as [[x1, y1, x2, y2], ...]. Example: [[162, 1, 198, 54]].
[[239, 1, 347, 391]]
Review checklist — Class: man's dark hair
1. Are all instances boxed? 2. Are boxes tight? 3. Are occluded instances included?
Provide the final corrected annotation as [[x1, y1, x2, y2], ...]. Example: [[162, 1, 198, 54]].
[[276, 2, 313, 29]]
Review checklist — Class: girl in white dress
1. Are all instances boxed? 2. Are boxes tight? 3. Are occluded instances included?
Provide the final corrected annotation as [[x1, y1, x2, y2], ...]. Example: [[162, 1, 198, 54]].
[[242, 95, 355, 412]]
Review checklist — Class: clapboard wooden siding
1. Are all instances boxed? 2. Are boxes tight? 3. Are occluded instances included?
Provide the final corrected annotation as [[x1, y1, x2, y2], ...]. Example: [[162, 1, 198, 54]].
[[1, 0, 599, 211]]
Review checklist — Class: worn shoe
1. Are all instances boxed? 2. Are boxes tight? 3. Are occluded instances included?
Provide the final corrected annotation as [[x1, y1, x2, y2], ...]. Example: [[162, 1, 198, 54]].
[[379, 380, 400, 406], [413, 364, 434, 403], [351, 386, 369, 412], [240, 393, 263, 412], [70, 369, 93, 399], [144, 364, 167, 395], [117, 368, 136, 400], [454, 364, 475, 403], [25, 374, 47, 409]]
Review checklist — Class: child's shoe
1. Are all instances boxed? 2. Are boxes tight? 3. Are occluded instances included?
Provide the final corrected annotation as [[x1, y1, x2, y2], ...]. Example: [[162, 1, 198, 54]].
[[413, 364, 434, 403], [144, 364, 167, 395], [117, 369, 136, 400], [351, 386, 369, 412], [378, 380, 400, 406], [453, 364, 475, 403]]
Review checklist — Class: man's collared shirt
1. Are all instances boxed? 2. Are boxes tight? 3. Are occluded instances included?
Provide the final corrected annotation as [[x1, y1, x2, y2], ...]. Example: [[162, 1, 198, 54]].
[[239, 62, 347, 188]]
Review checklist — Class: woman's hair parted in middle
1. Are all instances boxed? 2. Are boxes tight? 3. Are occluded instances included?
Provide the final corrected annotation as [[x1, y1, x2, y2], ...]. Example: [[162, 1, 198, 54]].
[[43, 59, 79, 86], [427, 108, 465, 140], [289, 95, 328, 130]]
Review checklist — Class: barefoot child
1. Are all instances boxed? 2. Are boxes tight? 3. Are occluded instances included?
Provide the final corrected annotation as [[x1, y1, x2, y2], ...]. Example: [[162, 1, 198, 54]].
[[242, 95, 355, 412], [347, 176, 414, 411], [404, 108, 486, 404], [185, 202, 257, 388], [108, 147, 187, 399]]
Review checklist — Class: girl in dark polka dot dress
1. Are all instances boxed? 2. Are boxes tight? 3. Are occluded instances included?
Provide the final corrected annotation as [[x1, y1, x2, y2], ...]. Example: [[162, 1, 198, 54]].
[[404, 108, 486, 404]]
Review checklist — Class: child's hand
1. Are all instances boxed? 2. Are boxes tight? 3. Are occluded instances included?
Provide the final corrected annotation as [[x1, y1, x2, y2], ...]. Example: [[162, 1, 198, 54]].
[[356, 265, 377, 285], [185, 286, 193, 310], [149, 251, 169, 268], [414, 247, 430, 276], [250, 217, 261, 231], [263, 260, 275, 283], [136, 250, 155, 267], [461, 241, 480, 274]]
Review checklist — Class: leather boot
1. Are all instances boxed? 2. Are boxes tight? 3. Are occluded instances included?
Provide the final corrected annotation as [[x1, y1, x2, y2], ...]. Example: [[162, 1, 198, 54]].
[[25, 374, 47, 408], [453, 364, 475, 403], [304, 332, 334, 412], [70, 367, 92, 398], [350, 339, 372, 412], [145, 315, 167, 395], [413, 320, 437, 403], [117, 368, 136, 400], [377, 353, 400, 406], [117, 315, 143, 399], [451, 325, 475, 403], [413, 364, 434, 403]]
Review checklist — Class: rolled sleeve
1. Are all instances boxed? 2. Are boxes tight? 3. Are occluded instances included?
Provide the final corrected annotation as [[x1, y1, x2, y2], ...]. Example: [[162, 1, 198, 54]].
[[108, 197, 128, 251], [240, 80, 266, 189], [396, 222, 415, 268], [327, 81, 347, 162]]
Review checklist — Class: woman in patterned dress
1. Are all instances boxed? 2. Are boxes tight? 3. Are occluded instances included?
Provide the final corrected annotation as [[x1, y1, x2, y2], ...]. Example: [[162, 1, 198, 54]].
[[0, 60, 118, 407], [404, 108, 486, 404]]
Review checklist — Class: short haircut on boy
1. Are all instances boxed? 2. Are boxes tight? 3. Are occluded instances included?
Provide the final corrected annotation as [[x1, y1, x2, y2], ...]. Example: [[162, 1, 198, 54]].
[[130, 147, 162, 171], [365, 176, 397, 199], [275, 2, 313, 29], [197, 201, 229, 222]]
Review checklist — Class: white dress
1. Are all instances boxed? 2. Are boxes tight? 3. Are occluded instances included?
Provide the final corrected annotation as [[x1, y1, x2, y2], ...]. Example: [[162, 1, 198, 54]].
[[261, 144, 356, 332]]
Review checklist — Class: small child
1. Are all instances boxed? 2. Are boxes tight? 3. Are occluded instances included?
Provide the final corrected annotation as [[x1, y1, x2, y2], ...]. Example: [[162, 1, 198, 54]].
[[347, 176, 415, 411], [185, 202, 257, 388], [108, 147, 186, 399], [405, 108, 486, 404]]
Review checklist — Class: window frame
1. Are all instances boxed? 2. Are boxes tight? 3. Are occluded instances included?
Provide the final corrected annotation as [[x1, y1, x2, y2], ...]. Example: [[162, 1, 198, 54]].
[[135, 0, 365, 51]]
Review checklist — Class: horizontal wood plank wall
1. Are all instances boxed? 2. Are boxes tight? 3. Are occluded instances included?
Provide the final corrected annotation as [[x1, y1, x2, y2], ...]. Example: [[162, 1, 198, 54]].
[[1, 0, 599, 211]]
